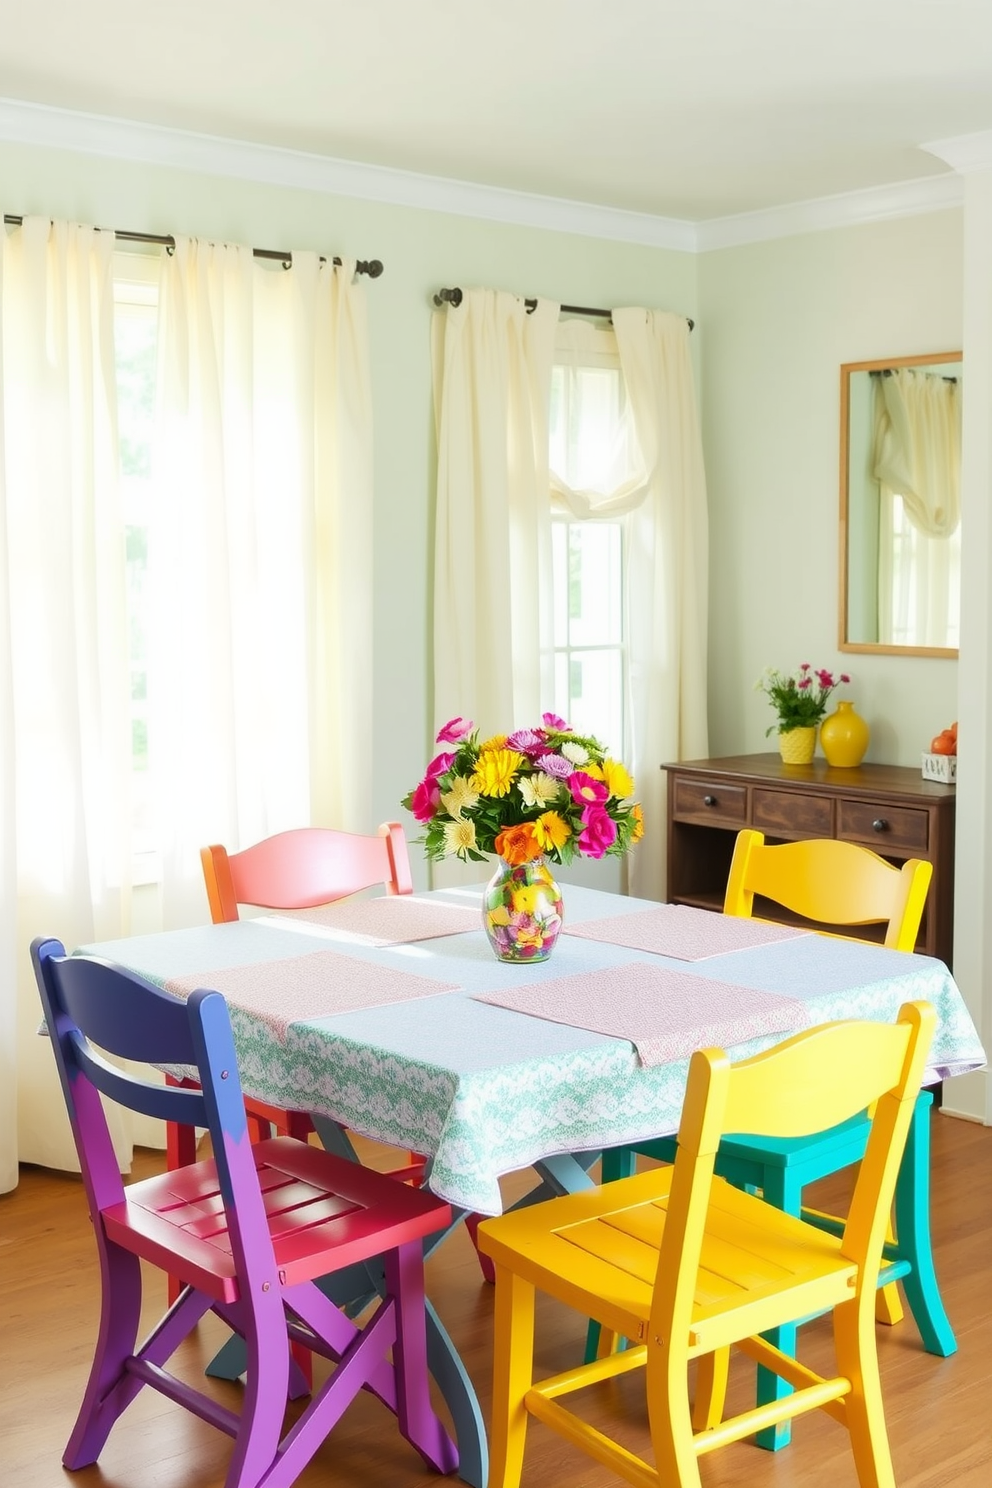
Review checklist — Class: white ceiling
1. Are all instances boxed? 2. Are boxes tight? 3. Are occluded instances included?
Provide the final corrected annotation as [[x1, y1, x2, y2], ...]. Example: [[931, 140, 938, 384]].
[[3, 0, 992, 224]]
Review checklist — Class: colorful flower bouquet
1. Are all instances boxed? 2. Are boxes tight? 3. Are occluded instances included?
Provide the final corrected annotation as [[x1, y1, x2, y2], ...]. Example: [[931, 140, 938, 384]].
[[402, 714, 643, 866], [757, 663, 851, 735]]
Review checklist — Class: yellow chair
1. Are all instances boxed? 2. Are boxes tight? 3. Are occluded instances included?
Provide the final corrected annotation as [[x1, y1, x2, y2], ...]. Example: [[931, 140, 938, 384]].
[[596, 830, 949, 1449], [723, 828, 932, 949], [479, 1001, 935, 1488]]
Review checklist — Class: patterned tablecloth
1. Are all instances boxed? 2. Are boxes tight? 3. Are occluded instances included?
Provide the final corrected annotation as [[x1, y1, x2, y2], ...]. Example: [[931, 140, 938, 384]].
[[80, 884, 986, 1216]]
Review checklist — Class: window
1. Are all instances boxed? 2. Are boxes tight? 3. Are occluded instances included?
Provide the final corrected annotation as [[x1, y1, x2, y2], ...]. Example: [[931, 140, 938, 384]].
[[548, 322, 637, 752]]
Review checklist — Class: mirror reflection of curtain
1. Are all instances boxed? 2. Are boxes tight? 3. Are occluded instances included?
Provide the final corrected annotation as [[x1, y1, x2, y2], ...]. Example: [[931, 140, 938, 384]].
[[872, 367, 961, 648]]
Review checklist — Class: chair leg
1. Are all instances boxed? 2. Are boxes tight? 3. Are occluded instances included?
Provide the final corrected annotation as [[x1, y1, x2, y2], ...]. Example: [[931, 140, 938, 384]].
[[384, 1241, 459, 1474], [892, 1091, 957, 1356], [488, 1265, 536, 1488], [464, 1212, 496, 1284], [63, 1243, 145, 1469], [832, 1296, 898, 1488], [224, 1292, 293, 1488], [691, 1347, 730, 1431], [752, 1164, 805, 1451]]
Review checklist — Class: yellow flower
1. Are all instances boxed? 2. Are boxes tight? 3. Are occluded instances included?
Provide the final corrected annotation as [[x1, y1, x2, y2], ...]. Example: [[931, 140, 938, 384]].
[[533, 811, 571, 853], [471, 748, 525, 798], [443, 818, 478, 857], [601, 758, 634, 800], [440, 775, 479, 818], [630, 803, 645, 843], [478, 734, 508, 752]]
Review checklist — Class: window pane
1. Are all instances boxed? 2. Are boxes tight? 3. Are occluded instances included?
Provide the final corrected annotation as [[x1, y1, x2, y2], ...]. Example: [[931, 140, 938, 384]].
[[567, 524, 622, 648], [566, 649, 623, 749]]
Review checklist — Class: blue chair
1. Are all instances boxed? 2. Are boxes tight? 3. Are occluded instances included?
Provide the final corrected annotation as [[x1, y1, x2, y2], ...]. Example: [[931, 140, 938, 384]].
[[591, 830, 954, 1451]]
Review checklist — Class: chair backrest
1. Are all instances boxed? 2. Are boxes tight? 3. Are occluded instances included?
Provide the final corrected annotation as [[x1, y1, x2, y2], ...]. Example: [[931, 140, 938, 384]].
[[723, 828, 933, 950], [650, 999, 935, 1349], [200, 822, 413, 923], [31, 937, 274, 1294]]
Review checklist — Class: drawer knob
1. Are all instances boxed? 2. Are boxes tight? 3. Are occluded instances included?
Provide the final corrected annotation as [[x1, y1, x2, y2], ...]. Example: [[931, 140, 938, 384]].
[[872, 818, 888, 833], [703, 794, 716, 806]]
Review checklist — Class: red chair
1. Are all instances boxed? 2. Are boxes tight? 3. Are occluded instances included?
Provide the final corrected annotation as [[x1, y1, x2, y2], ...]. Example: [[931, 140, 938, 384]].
[[31, 937, 457, 1488]]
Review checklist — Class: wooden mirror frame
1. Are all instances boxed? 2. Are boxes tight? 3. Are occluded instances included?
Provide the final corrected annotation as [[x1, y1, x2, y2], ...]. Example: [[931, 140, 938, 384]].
[[839, 350, 962, 658]]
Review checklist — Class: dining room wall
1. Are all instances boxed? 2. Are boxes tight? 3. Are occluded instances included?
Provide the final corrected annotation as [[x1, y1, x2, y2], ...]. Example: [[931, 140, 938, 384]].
[[697, 207, 963, 765]]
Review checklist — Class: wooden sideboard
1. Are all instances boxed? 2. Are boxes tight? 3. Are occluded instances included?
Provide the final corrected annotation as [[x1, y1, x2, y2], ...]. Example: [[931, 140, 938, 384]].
[[662, 754, 956, 965]]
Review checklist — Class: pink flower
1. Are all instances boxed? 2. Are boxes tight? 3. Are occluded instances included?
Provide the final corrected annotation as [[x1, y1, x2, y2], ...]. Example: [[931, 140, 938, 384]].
[[569, 771, 609, 807], [426, 751, 455, 780], [410, 777, 441, 823], [578, 805, 617, 859], [536, 752, 572, 779], [542, 712, 571, 731], [436, 717, 474, 744], [840, 673, 851, 685]]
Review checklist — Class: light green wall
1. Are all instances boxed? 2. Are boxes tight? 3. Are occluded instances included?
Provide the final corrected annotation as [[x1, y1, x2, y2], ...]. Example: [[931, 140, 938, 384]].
[[1, 139, 698, 886], [2, 140, 967, 863], [698, 210, 963, 764]]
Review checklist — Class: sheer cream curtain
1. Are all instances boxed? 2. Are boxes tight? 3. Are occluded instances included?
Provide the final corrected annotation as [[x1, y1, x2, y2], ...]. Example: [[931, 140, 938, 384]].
[[873, 367, 961, 647], [150, 241, 375, 929], [552, 310, 709, 899], [431, 296, 708, 902], [432, 289, 559, 734], [0, 218, 133, 1187]]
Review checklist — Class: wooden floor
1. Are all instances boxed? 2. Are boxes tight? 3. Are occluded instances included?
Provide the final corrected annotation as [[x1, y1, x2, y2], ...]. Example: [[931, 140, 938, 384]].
[[3, 1111, 990, 1488]]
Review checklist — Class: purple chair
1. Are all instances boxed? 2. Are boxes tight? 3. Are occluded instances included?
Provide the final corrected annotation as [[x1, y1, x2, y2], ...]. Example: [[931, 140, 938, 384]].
[[31, 936, 458, 1488]]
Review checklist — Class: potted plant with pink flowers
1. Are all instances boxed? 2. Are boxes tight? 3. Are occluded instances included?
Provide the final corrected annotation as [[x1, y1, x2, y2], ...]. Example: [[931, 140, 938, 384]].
[[757, 663, 851, 764], [402, 714, 642, 962]]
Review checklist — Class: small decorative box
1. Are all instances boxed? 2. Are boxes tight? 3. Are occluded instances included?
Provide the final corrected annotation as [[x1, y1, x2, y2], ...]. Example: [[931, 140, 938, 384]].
[[921, 752, 957, 783]]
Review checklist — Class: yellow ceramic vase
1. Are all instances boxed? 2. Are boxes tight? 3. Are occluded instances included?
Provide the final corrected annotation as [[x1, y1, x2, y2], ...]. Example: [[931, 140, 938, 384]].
[[778, 726, 817, 764], [820, 699, 870, 768]]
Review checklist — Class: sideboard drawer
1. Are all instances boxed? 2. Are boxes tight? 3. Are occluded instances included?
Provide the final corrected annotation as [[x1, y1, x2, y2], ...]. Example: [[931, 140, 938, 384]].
[[838, 800, 930, 853], [671, 777, 747, 826], [752, 788, 834, 838]]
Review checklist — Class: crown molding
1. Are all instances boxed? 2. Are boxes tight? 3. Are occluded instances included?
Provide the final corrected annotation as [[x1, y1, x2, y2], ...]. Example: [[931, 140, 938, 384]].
[[0, 96, 697, 253], [695, 171, 963, 252], [923, 129, 992, 174], [0, 95, 965, 257]]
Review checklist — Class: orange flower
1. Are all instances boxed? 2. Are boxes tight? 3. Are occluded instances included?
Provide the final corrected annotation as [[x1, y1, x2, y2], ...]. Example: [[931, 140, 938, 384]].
[[494, 823, 543, 865]]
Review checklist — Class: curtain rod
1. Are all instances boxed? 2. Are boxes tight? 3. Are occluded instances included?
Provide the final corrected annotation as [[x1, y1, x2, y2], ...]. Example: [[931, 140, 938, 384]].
[[2, 215, 383, 277], [433, 285, 693, 331]]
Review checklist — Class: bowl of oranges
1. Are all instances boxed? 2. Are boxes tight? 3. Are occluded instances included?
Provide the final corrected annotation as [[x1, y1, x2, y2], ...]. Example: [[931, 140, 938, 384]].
[[922, 722, 957, 782]]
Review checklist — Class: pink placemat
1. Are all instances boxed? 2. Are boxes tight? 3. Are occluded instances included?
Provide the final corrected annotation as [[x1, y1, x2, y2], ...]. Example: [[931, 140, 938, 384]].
[[473, 963, 808, 1066], [165, 950, 461, 1041], [564, 904, 810, 960], [271, 895, 481, 946]]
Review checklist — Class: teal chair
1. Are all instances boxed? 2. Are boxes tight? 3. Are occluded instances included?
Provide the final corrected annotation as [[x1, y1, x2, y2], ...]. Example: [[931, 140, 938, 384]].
[[591, 831, 955, 1451]]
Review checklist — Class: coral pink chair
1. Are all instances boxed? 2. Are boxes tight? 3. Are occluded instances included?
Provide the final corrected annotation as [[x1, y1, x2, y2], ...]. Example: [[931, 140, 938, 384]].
[[165, 824, 423, 1320], [31, 937, 457, 1488]]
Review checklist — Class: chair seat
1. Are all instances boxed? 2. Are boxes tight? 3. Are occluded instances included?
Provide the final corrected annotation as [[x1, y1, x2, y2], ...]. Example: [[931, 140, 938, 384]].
[[106, 1137, 450, 1299], [483, 1167, 856, 1358]]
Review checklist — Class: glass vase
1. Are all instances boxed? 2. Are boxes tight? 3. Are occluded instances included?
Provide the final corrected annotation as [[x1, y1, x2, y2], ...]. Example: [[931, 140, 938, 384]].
[[482, 857, 564, 963]]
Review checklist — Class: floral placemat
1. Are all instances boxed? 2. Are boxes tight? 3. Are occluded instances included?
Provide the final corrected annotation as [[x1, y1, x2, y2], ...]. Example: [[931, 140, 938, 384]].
[[264, 895, 481, 946], [165, 949, 460, 1040], [472, 961, 808, 1066], [564, 903, 810, 960]]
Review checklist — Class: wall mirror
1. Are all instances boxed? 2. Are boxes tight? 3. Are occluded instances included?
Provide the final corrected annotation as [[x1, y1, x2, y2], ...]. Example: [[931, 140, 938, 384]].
[[840, 350, 962, 657]]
